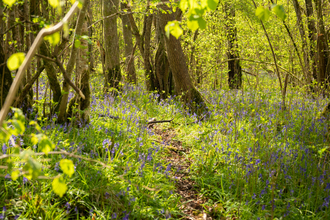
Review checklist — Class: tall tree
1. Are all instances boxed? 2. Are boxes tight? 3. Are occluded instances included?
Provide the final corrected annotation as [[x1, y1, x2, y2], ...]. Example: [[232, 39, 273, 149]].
[[121, 2, 136, 84], [225, 3, 242, 89], [103, 0, 121, 91], [155, 12, 173, 98], [305, 0, 317, 81], [158, 3, 207, 113]]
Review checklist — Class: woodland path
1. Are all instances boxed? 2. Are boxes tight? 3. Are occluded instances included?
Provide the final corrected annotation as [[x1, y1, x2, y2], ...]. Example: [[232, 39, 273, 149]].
[[150, 124, 212, 220]]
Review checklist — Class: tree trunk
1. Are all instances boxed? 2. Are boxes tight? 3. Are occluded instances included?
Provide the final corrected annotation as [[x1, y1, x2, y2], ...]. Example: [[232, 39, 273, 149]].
[[77, 0, 91, 124], [305, 0, 317, 81], [225, 4, 242, 89], [292, 0, 311, 84], [158, 3, 207, 113], [57, 0, 89, 123], [315, 0, 329, 87], [155, 12, 173, 99], [0, 44, 13, 109], [143, 13, 156, 91], [103, 0, 121, 91], [121, 2, 136, 84]]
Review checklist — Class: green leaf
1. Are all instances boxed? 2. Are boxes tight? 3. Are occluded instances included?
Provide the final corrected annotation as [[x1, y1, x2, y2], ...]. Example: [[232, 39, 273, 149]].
[[11, 170, 20, 181], [20, 149, 35, 160], [52, 177, 67, 197], [7, 53, 25, 71], [3, 0, 16, 7], [179, 0, 188, 12], [273, 5, 286, 21], [255, 6, 271, 22], [165, 21, 183, 39], [44, 32, 60, 46], [187, 18, 199, 32], [75, 39, 81, 48], [39, 136, 55, 155], [23, 158, 42, 179], [207, 0, 218, 11], [48, 0, 59, 8], [59, 159, 75, 177], [197, 17, 206, 29]]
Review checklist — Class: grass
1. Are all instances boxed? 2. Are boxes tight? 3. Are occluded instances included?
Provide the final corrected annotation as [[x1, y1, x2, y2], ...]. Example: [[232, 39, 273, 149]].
[[0, 73, 330, 219]]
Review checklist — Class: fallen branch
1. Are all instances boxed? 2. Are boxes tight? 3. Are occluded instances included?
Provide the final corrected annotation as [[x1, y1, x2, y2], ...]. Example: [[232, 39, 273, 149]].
[[147, 118, 174, 124]]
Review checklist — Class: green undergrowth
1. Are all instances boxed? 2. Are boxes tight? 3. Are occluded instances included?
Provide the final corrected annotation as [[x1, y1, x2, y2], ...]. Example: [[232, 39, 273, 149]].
[[1, 74, 330, 219]]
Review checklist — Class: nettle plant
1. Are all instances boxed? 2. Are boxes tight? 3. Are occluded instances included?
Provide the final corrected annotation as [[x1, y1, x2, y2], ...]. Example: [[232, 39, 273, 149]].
[[0, 108, 74, 197]]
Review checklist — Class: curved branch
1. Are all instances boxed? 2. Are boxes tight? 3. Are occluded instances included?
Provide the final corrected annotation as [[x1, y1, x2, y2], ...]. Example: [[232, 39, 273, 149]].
[[0, 1, 81, 126]]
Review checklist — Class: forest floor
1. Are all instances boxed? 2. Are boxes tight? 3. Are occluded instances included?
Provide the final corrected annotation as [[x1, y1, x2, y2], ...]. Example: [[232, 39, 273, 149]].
[[1, 75, 330, 219]]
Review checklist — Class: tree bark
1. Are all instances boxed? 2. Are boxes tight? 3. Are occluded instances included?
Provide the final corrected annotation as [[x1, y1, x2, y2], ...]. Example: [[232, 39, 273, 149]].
[[155, 12, 173, 99], [0, 43, 13, 109], [305, 0, 317, 80], [292, 0, 311, 84], [314, 0, 329, 86], [143, 13, 156, 91], [57, 0, 89, 123], [158, 3, 207, 113], [121, 2, 136, 84], [103, 0, 121, 91], [225, 4, 242, 89]]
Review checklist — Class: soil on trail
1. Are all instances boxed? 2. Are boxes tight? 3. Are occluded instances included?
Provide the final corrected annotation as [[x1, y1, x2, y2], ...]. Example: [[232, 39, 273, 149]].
[[151, 125, 212, 220]]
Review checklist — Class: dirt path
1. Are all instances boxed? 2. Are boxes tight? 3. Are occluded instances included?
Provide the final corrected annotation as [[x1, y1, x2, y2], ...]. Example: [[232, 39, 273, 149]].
[[151, 125, 211, 220]]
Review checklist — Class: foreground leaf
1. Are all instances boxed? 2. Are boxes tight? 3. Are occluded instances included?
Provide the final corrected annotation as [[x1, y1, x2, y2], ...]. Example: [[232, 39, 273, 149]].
[[52, 177, 67, 197], [59, 159, 75, 177], [7, 53, 25, 71]]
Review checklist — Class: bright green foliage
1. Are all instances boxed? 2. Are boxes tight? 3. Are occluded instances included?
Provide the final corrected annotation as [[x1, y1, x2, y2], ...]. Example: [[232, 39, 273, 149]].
[[52, 177, 68, 197], [44, 31, 61, 46], [48, 0, 59, 8], [170, 0, 219, 37], [3, 0, 16, 7], [272, 4, 286, 21], [256, 4, 286, 22], [255, 6, 271, 22], [11, 170, 20, 181], [165, 21, 183, 39], [38, 135, 55, 154], [7, 53, 25, 71], [59, 159, 75, 177]]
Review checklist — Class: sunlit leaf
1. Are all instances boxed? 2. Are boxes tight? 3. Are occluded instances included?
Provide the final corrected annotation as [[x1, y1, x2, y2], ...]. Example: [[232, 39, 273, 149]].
[[7, 53, 25, 71], [197, 17, 206, 29], [272, 4, 286, 21], [3, 0, 16, 7], [11, 170, 20, 181], [187, 18, 199, 32], [255, 6, 271, 22], [44, 32, 60, 46], [179, 0, 188, 12], [23, 158, 41, 179], [165, 21, 183, 39], [39, 136, 55, 155], [75, 39, 81, 48], [48, 0, 59, 8], [63, 22, 69, 38], [52, 177, 67, 197], [59, 159, 75, 177], [207, 0, 218, 11]]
